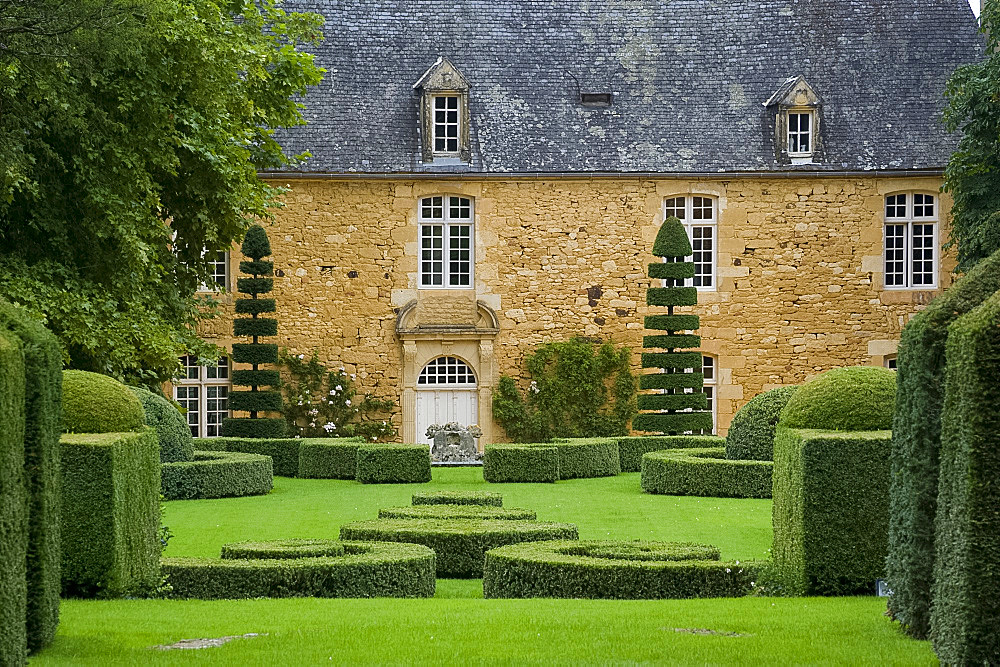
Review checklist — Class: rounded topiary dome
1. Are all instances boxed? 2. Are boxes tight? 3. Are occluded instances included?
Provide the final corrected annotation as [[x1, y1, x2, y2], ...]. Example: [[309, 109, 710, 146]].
[[129, 386, 194, 463], [778, 366, 897, 431], [62, 370, 146, 433], [725, 385, 799, 461]]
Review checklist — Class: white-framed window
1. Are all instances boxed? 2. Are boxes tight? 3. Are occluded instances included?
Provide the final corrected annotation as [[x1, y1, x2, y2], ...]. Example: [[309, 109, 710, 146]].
[[206, 251, 229, 291], [884, 192, 937, 289], [174, 355, 231, 438], [417, 356, 477, 387], [432, 95, 461, 155], [682, 355, 716, 435], [787, 111, 813, 156], [884, 355, 897, 371], [664, 196, 717, 290], [419, 195, 473, 288]]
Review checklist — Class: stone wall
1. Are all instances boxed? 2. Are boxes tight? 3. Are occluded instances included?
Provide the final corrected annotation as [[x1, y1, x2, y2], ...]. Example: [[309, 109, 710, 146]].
[[202, 175, 951, 439]]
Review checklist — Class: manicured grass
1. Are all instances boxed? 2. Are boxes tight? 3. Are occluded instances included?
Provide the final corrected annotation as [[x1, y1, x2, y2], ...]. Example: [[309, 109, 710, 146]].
[[31, 468, 935, 663], [161, 469, 773, 561]]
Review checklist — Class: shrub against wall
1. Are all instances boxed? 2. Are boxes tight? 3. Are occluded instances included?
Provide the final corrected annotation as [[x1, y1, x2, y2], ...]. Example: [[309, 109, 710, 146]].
[[887, 249, 1000, 640], [492, 338, 636, 442], [0, 331, 27, 666], [633, 216, 712, 435], [128, 386, 194, 463], [223, 224, 284, 438], [280, 349, 395, 441], [62, 370, 145, 434], [929, 291, 1000, 664], [0, 300, 62, 653], [725, 386, 798, 461]]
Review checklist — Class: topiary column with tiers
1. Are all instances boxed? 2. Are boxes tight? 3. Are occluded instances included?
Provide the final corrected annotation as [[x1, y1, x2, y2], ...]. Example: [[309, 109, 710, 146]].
[[632, 216, 713, 435], [222, 225, 285, 438]]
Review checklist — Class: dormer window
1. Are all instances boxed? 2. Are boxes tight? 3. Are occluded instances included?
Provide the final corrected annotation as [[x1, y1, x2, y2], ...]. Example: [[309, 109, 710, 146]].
[[765, 75, 822, 164], [414, 57, 471, 163]]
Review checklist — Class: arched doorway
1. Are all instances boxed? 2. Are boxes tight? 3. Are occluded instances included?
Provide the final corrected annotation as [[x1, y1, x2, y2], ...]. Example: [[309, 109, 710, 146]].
[[414, 356, 478, 447]]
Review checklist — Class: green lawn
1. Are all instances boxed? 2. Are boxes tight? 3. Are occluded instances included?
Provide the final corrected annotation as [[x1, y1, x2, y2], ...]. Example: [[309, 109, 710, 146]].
[[32, 469, 936, 665]]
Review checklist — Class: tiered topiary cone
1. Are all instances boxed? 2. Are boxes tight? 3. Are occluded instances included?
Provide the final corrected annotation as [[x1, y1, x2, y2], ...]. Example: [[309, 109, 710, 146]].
[[632, 216, 713, 435], [222, 225, 285, 438]]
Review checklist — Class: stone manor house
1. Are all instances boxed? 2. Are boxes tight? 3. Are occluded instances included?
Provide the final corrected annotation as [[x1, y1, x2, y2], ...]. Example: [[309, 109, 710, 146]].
[[180, 0, 981, 445]]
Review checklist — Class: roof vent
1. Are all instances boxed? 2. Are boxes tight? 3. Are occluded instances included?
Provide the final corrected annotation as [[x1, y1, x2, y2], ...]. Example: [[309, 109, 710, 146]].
[[580, 92, 612, 107]]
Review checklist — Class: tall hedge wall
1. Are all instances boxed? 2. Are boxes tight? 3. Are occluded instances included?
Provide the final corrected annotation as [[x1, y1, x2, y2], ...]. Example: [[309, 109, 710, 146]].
[[772, 428, 892, 596], [887, 249, 1000, 639], [60, 430, 161, 598], [929, 292, 1000, 664], [0, 300, 62, 652], [0, 332, 27, 666]]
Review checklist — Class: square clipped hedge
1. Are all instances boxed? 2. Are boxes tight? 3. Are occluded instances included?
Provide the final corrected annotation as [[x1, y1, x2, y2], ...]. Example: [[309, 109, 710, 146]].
[[483, 444, 559, 483], [356, 444, 431, 484], [0, 300, 62, 652], [0, 331, 26, 665], [617, 435, 724, 472], [60, 430, 161, 598], [194, 437, 300, 477], [772, 428, 892, 596], [929, 291, 1000, 664], [550, 438, 621, 479], [297, 438, 364, 479], [161, 451, 273, 500], [640, 447, 772, 498]]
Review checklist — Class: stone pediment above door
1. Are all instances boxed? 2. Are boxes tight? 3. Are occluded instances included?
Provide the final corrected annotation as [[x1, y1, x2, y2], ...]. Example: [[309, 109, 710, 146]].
[[395, 297, 500, 335]]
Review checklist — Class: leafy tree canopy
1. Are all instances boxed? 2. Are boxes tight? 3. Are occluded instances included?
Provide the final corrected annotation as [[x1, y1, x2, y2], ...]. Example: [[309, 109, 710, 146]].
[[942, 6, 996, 271], [0, 0, 324, 383]]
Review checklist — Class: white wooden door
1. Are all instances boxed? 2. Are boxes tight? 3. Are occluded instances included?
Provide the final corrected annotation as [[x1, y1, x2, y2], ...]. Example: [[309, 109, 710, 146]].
[[414, 356, 478, 446]]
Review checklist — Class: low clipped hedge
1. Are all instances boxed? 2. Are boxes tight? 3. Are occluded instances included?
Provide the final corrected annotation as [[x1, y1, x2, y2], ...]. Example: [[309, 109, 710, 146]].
[[194, 437, 300, 477], [128, 386, 194, 463], [161, 451, 273, 500], [221, 539, 345, 560], [60, 430, 161, 598], [378, 505, 536, 521], [550, 438, 621, 479], [62, 370, 145, 434], [779, 366, 896, 432], [483, 444, 558, 483], [162, 541, 436, 599], [641, 447, 773, 498], [219, 417, 285, 440], [297, 438, 363, 479], [356, 444, 431, 484], [772, 428, 892, 596], [340, 518, 579, 578], [0, 331, 26, 665], [616, 435, 724, 473], [413, 491, 503, 506], [725, 386, 798, 461], [483, 540, 756, 599]]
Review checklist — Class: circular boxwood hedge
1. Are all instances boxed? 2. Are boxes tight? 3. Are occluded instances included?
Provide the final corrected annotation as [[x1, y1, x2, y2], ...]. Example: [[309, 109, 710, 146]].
[[128, 386, 194, 463], [778, 366, 897, 431], [641, 447, 773, 498], [483, 540, 756, 599], [339, 518, 579, 578], [221, 539, 345, 560], [62, 370, 145, 434], [161, 451, 273, 500], [725, 386, 799, 461], [162, 541, 436, 599], [378, 505, 536, 521], [412, 491, 503, 507]]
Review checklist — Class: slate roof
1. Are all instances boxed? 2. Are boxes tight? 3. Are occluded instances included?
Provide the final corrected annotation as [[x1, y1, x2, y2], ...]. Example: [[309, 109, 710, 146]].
[[272, 0, 983, 175]]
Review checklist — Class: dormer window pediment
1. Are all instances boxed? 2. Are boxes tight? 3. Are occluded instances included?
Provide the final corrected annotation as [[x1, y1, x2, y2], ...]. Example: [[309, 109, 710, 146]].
[[766, 75, 823, 165], [414, 57, 471, 163]]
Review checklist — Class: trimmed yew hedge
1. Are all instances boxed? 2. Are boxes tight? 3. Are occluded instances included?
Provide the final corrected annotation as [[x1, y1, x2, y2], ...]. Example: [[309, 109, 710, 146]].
[[641, 447, 772, 498], [128, 386, 193, 463], [60, 430, 161, 598], [160, 451, 273, 500], [356, 444, 431, 484], [725, 386, 798, 461], [297, 438, 363, 479], [0, 301, 62, 654], [772, 428, 892, 596], [483, 444, 558, 483], [221, 539, 345, 560], [194, 437, 301, 477], [340, 518, 579, 578], [483, 540, 756, 599], [412, 491, 503, 506], [617, 435, 724, 472], [0, 331, 26, 666], [61, 370, 145, 435], [550, 438, 621, 479], [378, 505, 536, 521], [929, 291, 1000, 664], [162, 541, 436, 599]]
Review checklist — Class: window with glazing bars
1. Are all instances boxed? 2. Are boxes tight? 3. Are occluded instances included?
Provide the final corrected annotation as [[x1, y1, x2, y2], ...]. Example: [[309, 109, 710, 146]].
[[884, 193, 937, 289], [787, 112, 812, 154], [433, 95, 460, 154], [174, 355, 230, 437], [664, 196, 716, 289], [419, 196, 473, 287], [417, 356, 476, 386], [682, 356, 716, 435]]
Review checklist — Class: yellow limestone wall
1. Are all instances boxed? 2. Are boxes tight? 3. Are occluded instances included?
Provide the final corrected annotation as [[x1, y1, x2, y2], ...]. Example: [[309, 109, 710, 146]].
[[200, 175, 952, 439]]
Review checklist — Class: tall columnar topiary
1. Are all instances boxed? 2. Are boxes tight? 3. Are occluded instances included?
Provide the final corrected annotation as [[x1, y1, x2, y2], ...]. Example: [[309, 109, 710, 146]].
[[632, 217, 712, 435], [222, 225, 284, 438]]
